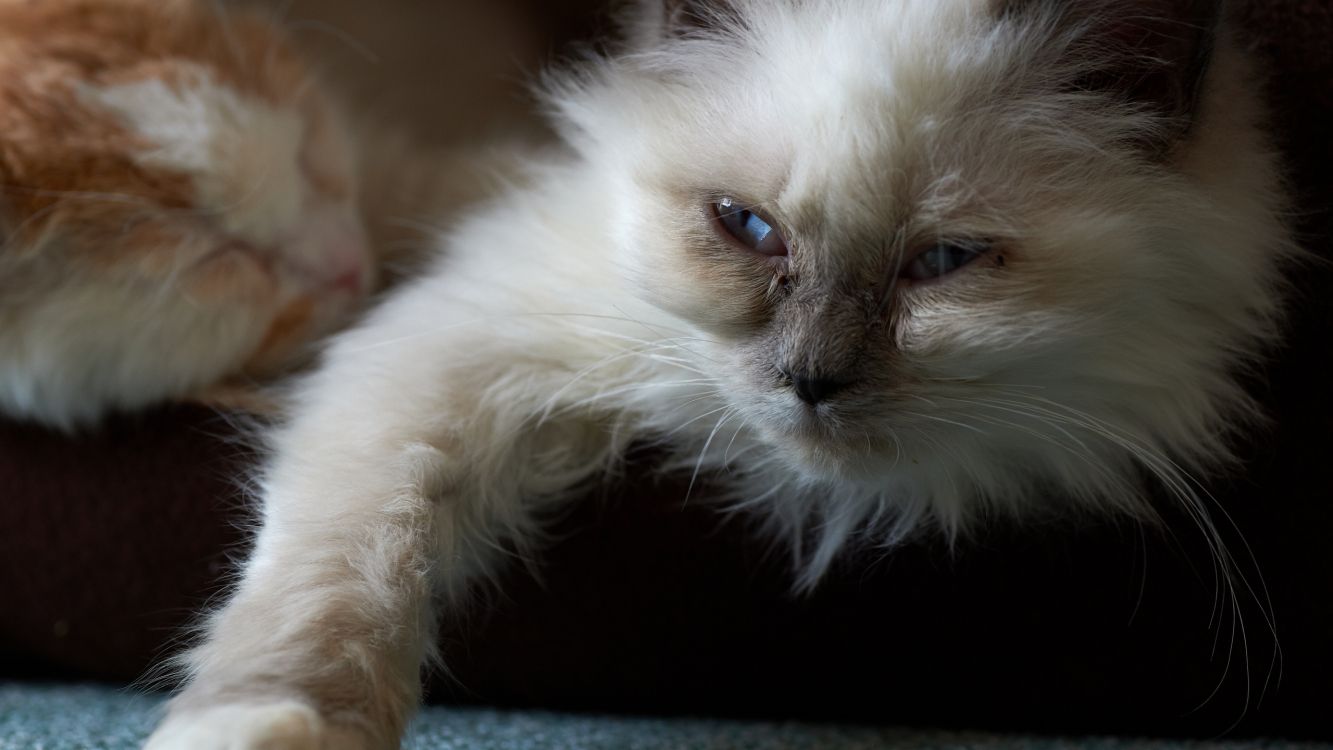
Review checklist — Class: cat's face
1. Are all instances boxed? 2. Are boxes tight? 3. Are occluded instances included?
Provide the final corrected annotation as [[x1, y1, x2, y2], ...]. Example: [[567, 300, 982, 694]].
[[563, 0, 1290, 518], [0, 0, 370, 388]]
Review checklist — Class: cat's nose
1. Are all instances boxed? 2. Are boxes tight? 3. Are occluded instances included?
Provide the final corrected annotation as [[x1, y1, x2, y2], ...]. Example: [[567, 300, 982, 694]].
[[290, 202, 374, 297], [782, 369, 854, 406]]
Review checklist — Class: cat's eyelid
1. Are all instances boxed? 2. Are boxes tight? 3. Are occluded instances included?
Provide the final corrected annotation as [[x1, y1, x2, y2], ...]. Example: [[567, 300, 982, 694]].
[[707, 196, 789, 258], [898, 238, 997, 283], [711, 193, 763, 217], [901, 237, 994, 262], [709, 195, 782, 227]]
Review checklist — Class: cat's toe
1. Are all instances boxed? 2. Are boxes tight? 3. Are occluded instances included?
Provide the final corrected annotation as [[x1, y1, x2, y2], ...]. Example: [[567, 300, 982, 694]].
[[143, 702, 371, 750]]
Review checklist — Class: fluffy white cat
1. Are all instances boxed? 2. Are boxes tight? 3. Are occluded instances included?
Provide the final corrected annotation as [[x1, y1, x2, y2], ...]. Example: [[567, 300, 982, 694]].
[[146, 0, 1294, 747]]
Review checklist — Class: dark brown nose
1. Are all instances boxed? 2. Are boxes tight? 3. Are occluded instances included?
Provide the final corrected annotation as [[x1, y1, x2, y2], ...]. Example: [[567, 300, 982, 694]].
[[783, 370, 854, 406]]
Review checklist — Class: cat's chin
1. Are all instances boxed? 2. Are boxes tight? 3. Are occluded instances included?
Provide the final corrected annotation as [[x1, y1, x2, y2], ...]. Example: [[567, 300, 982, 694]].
[[790, 444, 906, 485], [755, 417, 906, 485]]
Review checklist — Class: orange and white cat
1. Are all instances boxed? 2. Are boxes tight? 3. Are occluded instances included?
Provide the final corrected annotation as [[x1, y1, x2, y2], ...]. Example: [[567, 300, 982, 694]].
[[0, 0, 373, 428]]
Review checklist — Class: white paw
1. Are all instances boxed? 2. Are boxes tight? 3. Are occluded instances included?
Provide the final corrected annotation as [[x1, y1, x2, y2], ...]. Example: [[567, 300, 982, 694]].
[[143, 701, 370, 750]]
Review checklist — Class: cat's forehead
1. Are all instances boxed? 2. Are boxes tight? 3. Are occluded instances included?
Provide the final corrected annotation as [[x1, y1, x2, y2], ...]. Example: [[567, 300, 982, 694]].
[[642, 0, 1013, 223]]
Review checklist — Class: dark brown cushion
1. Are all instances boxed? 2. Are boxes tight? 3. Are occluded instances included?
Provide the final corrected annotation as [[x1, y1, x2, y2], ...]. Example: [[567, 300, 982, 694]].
[[4, 0, 1332, 740]]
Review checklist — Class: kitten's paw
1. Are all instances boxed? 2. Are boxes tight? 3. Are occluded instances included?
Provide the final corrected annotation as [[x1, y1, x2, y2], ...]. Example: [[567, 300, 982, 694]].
[[144, 702, 373, 750]]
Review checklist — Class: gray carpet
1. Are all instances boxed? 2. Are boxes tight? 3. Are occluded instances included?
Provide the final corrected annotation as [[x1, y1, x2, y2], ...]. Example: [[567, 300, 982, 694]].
[[1, 683, 1329, 750]]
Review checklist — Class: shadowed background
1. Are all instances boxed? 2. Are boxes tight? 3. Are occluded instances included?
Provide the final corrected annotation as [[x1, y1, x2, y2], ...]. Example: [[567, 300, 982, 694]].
[[2, 0, 1330, 741]]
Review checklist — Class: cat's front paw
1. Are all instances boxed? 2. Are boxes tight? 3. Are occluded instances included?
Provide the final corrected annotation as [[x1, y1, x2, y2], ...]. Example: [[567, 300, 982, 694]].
[[144, 702, 374, 750]]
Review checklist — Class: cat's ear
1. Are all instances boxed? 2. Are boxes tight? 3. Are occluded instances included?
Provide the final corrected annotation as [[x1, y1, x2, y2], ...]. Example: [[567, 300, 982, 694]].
[[623, 0, 727, 47], [1000, 0, 1224, 144]]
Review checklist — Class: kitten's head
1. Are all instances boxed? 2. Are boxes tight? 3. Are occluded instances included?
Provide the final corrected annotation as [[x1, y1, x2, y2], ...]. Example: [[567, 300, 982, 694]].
[[0, 0, 370, 424], [557, 0, 1291, 535]]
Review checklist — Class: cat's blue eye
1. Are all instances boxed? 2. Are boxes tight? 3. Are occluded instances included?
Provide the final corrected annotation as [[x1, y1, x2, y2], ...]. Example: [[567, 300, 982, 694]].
[[902, 241, 989, 281], [711, 197, 788, 257]]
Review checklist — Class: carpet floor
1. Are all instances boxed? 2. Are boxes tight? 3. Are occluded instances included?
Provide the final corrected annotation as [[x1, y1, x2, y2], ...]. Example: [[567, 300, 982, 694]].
[[2, 683, 1330, 750]]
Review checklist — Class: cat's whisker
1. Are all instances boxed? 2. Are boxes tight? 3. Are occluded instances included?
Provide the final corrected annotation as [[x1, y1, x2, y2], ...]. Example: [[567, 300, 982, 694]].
[[558, 324, 714, 356], [257, 13, 289, 83], [927, 378, 1046, 391], [653, 392, 732, 425], [0, 182, 299, 229], [202, 0, 249, 71], [532, 343, 698, 426], [897, 408, 988, 437], [931, 401, 1113, 480], [0, 200, 72, 255], [281, 19, 381, 66], [544, 310, 711, 342], [683, 407, 738, 509], [338, 312, 707, 358], [721, 417, 751, 473], [609, 303, 722, 359], [0, 184, 165, 213], [927, 395, 1106, 470], [660, 404, 735, 440], [876, 426, 906, 474], [268, 0, 299, 26], [559, 378, 720, 414], [199, 167, 287, 221], [969, 389, 1282, 718], [905, 428, 965, 523]]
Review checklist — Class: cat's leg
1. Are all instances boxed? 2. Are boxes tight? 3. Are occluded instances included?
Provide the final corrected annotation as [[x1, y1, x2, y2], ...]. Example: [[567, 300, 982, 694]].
[[145, 444, 447, 750], [143, 297, 600, 749]]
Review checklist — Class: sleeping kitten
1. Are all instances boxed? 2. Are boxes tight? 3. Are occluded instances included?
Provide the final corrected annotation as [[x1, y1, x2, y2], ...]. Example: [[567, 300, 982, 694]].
[[147, 0, 1294, 747], [0, 0, 373, 428]]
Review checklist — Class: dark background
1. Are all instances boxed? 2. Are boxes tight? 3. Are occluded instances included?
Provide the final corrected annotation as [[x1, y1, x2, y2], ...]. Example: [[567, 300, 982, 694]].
[[2, 0, 1330, 741]]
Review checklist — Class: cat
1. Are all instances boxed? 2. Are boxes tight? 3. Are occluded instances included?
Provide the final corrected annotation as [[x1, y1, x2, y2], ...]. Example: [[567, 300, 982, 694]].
[[145, 0, 1296, 747], [0, 0, 376, 428]]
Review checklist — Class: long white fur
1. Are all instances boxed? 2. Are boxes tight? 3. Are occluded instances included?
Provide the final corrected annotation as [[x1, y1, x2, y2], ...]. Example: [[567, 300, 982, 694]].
[[146, 1, 1294, 747]]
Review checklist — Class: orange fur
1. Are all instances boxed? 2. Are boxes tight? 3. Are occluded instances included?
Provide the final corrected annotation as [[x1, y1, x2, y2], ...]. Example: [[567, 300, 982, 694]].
[[0, 0, 373, 426], [0, 0, 309, 249]]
